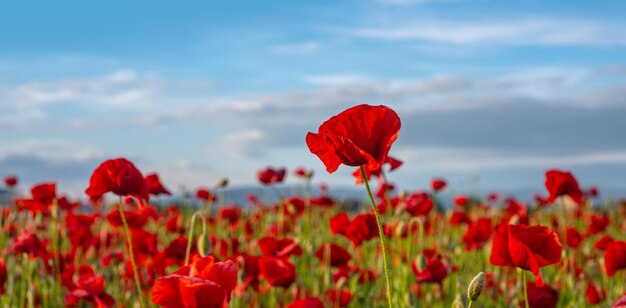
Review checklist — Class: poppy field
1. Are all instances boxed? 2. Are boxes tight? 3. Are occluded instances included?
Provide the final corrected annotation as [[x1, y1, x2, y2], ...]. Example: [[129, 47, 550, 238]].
[[1, 104, 626, 307]]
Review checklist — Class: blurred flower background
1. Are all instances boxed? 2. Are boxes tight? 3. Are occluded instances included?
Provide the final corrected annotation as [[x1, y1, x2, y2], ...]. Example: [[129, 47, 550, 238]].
[[1, 0, 625, 197]]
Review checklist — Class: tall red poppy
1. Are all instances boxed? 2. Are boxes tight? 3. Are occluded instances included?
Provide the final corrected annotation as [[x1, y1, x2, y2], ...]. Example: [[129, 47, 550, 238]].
[[85, 158, 149, 202], [306, 104, 401, 173], [544, 169, 584, 205], [489, 223, 562, 286], [605, 240, 626, 277], [151, 256, 238, 308]]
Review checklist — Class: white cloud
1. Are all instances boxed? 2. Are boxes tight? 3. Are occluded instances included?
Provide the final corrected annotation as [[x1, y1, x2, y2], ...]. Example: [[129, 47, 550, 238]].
[[303, 74, 373, 86], [271, 41, 322, 54], [396, 147, 626, 172], [377, 0, 463, 6], [0, 139, 103, 162], [351, 18, 626, 46]]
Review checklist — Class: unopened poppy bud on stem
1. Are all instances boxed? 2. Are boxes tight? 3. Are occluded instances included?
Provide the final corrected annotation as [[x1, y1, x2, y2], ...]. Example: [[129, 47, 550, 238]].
[[217, 178, 229, 188], [197, 234, 211, 257], [468, 272, 486, 303], [416, 254, 427, 272]]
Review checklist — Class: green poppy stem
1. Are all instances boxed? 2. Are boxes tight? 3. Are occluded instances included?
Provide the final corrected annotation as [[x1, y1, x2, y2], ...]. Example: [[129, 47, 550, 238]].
[[361, 166, 393, 308], [523, 270, 529, 308], [118, 198, 145, 308]]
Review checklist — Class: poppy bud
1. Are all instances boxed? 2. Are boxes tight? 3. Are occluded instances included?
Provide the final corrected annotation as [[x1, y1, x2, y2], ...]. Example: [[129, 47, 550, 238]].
[[217, 178, 229, 188], [304, 170, 314, 179], [467, 272, 486, 302], [415, 254, 427, 272], [197, 233, 211, 257]]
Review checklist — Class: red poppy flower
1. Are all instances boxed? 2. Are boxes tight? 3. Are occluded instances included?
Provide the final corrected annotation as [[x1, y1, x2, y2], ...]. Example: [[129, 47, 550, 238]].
[[85, 158, 149, 202], [257, 167, 287, 185], [0, 258, 6, 294], [490, 223, 562, 286], [287, 297, 324, 308], [7, 230, 48, 258], [311, 195, 335, 207], [165, 213, 185, 234], [315, 243, 352, 267], [605, 240, 626, 277], [566, 227, 583, 249], [329, 213, 379, 246], [306, 104, 401, 173], [544, 169, 584, 205], [66, 213, 96, 252], [293, 167, 313, 179], [449, 211, 470, 225], [195, 188, 216, 203], [258, 237, 302, 258], [586, 282, 606, 305], [3, 175, 18, 188], [151, 255, 238, 308], [144, 173, 171, 196], [526, 282, 559, 308], [612, 293, 626, 307], [453, 195, 469, 207], [326, 290, 352, 307], [430, 178, 447, 192], [106, 209, 148, 230], [593, 235, 614, 251], [219, 206, 242, 226], [30, 182, 57, 206], [487, 192, 499, 202], [65, 266, 115, 307], [586, 213, 609, 235], [462, 218, 492, 251], [405, 192, 433, 217], [411, 257, 448, 285], [258, 256, 296, 288]]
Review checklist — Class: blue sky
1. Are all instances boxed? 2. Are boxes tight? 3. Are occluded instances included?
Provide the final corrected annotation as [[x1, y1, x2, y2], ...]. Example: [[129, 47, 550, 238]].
[[1, 0, 626, 197]]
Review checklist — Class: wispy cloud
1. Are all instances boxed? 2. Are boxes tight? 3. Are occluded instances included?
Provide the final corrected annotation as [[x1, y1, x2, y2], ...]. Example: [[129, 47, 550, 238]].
[[397, 147, 626, 172], [0, 70, 215, 108], [350, 18, 626, 46], [271, 41, 322, 54], [377, 0, 464, 6], [303, 74, 373, 86]]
